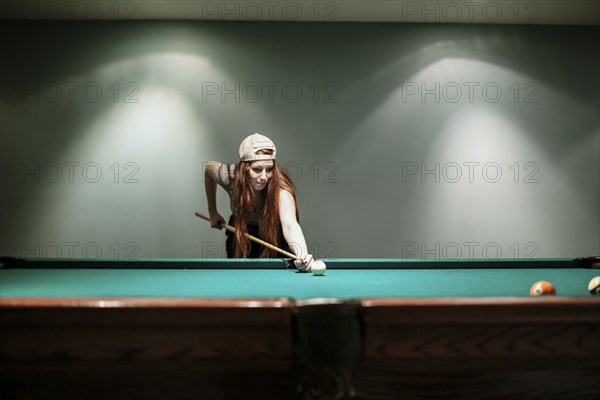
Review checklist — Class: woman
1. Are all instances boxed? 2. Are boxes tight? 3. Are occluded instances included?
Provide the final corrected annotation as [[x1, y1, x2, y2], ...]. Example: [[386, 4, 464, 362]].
[[204, 133, 314, 271]]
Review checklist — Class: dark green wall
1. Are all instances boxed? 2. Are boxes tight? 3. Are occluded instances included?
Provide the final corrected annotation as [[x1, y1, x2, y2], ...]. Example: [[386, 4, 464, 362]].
[[1, 22, 598, 258]]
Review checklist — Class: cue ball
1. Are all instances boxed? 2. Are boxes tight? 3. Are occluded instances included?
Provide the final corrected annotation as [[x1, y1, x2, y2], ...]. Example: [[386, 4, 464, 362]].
[[588, 276, 600, 295], [311, 260, 326, 276], [529, 281, 556, 296]]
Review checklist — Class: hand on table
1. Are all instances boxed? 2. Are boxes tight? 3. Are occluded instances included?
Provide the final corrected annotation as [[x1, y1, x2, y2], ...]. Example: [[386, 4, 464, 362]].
[[293, 254, 314, 272]]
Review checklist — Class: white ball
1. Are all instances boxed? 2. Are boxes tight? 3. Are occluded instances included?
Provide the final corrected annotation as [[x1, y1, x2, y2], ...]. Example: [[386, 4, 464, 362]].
[[589, 276, 600, 294], [311, 260, 326, 276]]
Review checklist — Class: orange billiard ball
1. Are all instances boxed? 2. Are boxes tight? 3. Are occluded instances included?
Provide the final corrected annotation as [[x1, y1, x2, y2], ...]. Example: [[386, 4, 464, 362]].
[[530, 281, 557, 296]]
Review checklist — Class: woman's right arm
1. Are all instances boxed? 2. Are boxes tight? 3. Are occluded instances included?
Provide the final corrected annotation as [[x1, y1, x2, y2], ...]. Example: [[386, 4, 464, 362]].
[[204, 161, 226, 229]]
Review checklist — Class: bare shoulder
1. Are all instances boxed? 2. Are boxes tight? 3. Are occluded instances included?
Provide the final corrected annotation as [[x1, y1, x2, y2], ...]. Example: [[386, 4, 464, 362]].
[[279, 190, 296, 210], [205, 162, 236, 188], [204, 161, 222, 175], [279, 189, 294, 201]]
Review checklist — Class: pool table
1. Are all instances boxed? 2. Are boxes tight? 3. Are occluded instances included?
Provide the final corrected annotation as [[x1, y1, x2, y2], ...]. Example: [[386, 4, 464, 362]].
[[1, 257, 599, 400]]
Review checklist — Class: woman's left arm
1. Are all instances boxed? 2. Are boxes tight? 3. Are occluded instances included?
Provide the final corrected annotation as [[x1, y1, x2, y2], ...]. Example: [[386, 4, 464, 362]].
[[279, 190, 313, 269]]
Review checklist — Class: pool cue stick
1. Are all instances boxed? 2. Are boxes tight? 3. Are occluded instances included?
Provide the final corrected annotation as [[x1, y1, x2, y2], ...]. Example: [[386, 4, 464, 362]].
[[194, 211, 299, 260]]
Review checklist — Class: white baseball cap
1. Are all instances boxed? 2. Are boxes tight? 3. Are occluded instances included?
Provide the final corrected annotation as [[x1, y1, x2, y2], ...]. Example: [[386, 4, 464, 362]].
[[239, 133, 277, 161]]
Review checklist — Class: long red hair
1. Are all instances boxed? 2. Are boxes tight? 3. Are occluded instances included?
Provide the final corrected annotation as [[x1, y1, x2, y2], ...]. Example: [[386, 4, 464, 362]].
[[232, 159, 299, 258]]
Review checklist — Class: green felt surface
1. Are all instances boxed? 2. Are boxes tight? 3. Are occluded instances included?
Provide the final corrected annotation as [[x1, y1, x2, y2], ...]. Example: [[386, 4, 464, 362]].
[[1, 268, 598, 299]]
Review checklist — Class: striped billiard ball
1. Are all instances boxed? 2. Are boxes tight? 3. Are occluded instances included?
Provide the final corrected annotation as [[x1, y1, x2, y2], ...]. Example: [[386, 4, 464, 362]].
[[588, 276, 600, 295]]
